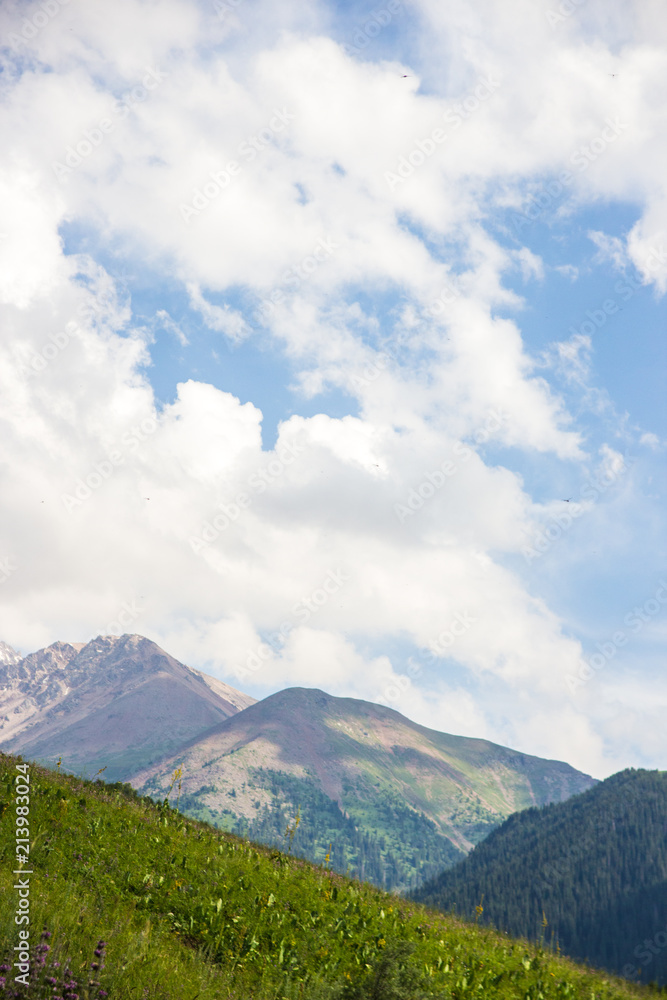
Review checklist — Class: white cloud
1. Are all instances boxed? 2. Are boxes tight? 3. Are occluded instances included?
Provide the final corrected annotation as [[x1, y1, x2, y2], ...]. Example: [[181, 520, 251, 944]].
[[0, 0, 665, 779], [155, 309, 188, 346], [187, 283, 251, 343], [589, 229, 629, 271]]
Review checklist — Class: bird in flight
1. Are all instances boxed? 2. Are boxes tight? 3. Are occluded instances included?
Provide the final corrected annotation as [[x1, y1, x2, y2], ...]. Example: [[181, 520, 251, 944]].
[[561, 498, 572, 502]]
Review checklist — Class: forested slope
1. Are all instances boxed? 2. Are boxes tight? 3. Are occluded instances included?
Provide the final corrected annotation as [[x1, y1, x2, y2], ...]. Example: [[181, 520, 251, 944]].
[[413, 769, 667, 986]]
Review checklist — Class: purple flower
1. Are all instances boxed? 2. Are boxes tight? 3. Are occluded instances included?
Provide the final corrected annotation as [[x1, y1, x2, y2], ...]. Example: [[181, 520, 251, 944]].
[[0, 963, 10, 972], [41, 929, 52, 939], [91, 963, 99, 971]]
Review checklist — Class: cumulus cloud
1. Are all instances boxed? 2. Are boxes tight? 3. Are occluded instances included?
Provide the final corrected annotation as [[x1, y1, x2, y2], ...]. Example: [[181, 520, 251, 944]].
[[0, 0, 665, 778]]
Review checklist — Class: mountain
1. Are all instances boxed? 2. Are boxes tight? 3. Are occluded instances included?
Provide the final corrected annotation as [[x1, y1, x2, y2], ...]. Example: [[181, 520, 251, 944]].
[[131, 686, 596, 892], [0, 633, 255, 781], [412, 768, 667, 986], [0, 640, 21, 665], [0, 753, 642, 1000]]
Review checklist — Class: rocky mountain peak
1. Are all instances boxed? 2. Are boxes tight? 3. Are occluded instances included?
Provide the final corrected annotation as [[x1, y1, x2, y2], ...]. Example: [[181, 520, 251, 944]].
[[0, 633, 255, 776], [0, 641, 22, 666]]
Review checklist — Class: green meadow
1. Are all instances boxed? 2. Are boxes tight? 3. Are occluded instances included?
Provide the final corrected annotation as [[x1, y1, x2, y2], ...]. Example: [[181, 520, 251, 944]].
[[0, 753, 660, 999]]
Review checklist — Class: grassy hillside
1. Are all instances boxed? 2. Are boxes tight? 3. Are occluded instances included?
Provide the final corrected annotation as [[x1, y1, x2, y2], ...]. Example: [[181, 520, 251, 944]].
[[0, 753, 659, 1000], [132, 687, 596, 892], [412, 769, 667, 988]]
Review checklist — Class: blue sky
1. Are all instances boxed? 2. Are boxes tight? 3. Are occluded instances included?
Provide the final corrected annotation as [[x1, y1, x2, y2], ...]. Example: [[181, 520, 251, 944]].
[[0, 0, 665, 778]]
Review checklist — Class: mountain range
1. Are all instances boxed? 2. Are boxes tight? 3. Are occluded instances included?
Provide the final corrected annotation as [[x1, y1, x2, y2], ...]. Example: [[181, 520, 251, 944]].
[[0, 633, 255, 780], [0, 752, 642, 1000], [0, 632, 596, 891], [412, 768, 667, 986]]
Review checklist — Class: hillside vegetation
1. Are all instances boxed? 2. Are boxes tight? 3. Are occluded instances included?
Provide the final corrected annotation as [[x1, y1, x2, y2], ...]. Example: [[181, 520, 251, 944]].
[[0, 753, 659, 1000], [132, 686, 595, 892], [412, 769, 667, 988]]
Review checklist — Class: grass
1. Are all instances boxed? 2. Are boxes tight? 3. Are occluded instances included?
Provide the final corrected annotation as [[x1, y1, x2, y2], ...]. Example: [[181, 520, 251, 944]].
[[0, 752, 661, 999]]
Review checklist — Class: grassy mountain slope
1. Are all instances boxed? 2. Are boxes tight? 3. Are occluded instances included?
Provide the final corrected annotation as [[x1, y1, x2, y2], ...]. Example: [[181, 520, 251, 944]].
[[132, 687, 596, 892], [412, 769, 667, 987], [0, 752, 655, 1000], [0, 634, 255, 781]]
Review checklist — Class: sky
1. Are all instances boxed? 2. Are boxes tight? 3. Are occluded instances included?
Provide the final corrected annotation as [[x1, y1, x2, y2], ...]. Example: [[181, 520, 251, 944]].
[[0, 0, 665, 779]]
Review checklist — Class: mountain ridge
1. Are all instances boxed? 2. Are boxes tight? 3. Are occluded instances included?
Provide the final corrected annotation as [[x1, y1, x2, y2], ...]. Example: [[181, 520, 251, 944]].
[[0, 633, 597, 892], [411, 768, 667, 985], [0, 633, 255, 780], [131, 684, 597, 890]]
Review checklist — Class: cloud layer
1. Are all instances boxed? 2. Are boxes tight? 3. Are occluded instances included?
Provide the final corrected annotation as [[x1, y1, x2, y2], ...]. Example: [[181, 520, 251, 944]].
[[1, 0, 665, 778]]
